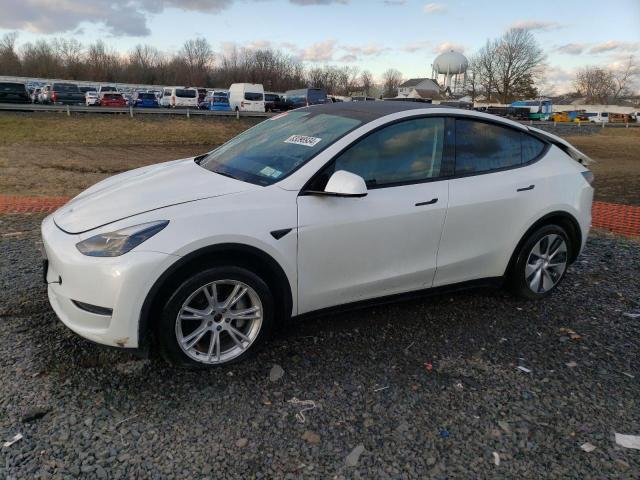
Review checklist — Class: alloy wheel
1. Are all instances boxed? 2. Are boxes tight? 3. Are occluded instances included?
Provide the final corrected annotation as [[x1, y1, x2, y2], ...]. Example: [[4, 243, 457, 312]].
[[175, 280, 263, 364], [525, 234, 568, 294]]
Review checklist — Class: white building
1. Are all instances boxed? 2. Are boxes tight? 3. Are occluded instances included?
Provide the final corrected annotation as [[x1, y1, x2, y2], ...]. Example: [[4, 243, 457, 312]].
[[397, 78, 440, 99]]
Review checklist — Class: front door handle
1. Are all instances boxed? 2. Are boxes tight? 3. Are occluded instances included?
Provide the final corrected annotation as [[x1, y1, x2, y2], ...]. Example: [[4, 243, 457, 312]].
[[415, 198, 438, 206], [517, 185, 535, 192]]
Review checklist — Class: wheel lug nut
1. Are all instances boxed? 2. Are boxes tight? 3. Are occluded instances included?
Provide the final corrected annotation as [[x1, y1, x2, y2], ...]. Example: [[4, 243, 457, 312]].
[[216, 326, 222, 331]]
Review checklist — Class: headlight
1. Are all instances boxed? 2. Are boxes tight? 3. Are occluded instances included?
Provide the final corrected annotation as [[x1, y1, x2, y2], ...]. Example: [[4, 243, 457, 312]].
[[76, 221, 169, 257]]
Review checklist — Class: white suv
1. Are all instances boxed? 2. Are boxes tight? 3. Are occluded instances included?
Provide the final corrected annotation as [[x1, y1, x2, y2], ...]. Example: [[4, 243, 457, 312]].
[[42, 103, 594, 367]]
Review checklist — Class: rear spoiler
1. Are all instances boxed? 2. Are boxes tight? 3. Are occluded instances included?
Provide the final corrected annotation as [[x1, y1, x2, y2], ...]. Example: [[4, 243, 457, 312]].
[[527, 126, 595, 166]]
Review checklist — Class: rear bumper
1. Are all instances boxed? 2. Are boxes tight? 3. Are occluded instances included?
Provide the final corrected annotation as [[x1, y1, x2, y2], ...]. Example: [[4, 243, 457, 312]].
[[41, 215, 177, 348]]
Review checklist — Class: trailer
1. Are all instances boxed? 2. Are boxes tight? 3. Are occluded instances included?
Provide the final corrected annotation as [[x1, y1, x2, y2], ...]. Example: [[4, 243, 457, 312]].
[[511, 99, 552, 120]]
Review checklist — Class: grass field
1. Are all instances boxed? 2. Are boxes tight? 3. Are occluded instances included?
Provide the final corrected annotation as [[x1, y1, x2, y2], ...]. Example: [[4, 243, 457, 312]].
[[0, 113, 637, 204]]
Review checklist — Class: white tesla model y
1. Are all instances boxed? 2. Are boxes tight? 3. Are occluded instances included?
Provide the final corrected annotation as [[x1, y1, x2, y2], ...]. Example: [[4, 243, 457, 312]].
[[42, 103, 594, 366]]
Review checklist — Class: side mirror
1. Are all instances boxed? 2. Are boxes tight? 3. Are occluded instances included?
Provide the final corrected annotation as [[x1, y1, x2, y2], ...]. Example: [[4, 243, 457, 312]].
[[323, 170, 368, 197]]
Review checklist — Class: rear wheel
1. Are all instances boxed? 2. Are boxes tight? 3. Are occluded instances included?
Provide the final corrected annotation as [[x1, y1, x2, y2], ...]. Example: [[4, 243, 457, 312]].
[[157, 266, 274, 367], [508, 225, 570, 299]]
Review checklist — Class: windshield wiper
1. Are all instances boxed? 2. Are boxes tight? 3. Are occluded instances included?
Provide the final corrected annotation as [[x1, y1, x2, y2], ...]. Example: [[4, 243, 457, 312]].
[[213, 169, 239, 181]]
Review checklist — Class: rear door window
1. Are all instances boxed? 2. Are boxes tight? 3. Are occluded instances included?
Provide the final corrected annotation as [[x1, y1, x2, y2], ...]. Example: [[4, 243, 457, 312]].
[[521, 133, 546, 163], [455, 120, 522, 174]]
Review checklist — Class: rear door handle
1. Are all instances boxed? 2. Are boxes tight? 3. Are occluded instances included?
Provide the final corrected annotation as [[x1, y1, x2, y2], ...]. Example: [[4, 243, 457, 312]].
[[415, 198, 438, 206], [517, 185, 535, 192]]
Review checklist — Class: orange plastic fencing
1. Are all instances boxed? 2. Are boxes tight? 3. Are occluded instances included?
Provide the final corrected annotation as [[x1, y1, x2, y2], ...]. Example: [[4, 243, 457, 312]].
[[0, 195, 639, 238], [0, 195, 70, 214], [591, 201, 640, 238]]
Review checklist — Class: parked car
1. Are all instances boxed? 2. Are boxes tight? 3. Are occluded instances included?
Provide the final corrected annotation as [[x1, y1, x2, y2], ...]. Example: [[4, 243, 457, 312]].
[[98, 92, 127, 107], [228, 83, 265, 112], [197, 88, 208, 103], [42, 102, 594, 367], [264, 92, 287, 112], [39, 83, 85, 105], [79, 86, 96, 94], [37, 85, 50, 104], [159, 87, 199, 108], [199, 91, 231, 111], [30, 87, 41, 103], [85, 91, 99, 106], [0, 82, 30, 104], [97, 85, 119, 94], [284, 88, 328, 109], [132, 92, 159, 108]]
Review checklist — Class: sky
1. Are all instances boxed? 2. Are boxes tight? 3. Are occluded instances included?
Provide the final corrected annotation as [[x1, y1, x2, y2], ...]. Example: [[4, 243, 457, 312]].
[[1, 0, 639, 94]]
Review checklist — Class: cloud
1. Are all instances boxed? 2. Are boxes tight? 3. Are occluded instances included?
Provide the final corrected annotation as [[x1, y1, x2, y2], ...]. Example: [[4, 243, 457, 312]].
[[299, 39, 337, 62], [589, 40, 640, 54], [509, 20, 562, 31], [245, 40, 272, 50], [433, 42, 465, 54], [0, 0, 153, 36], [555, 43, 586, 55], [383, 0, 406, 5], [423, 3, 446, 14], [338, 54, 358, 62], [289, 0, 348, 4], [402, 40, 431, 53], [0, 0, 347, 37], [341, 43, 388, 56]]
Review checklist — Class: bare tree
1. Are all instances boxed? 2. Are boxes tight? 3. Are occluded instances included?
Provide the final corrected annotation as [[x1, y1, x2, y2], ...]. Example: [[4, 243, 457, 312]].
[[0, 32, 21, 75], [474, 39, 499, 101], [128, 44, 161, 84], [52, 38, 84, 79], [466, 53, 481, 101], [611, 56, 639, 100], [86, 40, 122, 82], [381, 68, 402, 98], [493, 28, 545, 103], [360, 70, 373, 95], [574, 66, 615, 103], [180, 38, 214, 86]]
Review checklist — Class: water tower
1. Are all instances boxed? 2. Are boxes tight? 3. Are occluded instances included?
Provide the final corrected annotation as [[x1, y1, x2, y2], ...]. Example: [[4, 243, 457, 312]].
[[431, 50, 468, 96]]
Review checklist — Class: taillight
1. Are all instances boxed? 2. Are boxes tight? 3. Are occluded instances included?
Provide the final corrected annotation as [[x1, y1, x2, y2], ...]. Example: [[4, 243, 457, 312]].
[[581, 171, 594, 185], [51, 91, 57, 102], [241, 101, 245, 108]]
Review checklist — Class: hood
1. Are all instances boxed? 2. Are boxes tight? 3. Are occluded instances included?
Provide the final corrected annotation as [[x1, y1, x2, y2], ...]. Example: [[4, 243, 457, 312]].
[[54, 158, 255, 234]]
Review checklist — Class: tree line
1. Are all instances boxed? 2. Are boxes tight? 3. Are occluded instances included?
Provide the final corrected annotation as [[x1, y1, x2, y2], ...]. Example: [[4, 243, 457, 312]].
[[0, 30, 636, 102], [0, 32, 383, 95]]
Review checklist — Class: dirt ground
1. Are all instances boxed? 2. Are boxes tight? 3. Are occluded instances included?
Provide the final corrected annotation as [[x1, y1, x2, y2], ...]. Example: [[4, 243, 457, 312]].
[[565, 128, 640, 206], [0, 114, 637, 204]]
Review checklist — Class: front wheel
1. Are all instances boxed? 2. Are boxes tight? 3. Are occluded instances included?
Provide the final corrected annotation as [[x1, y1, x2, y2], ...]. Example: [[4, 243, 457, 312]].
[[157, 266, 274, 367], [508, 225, 571, 299]]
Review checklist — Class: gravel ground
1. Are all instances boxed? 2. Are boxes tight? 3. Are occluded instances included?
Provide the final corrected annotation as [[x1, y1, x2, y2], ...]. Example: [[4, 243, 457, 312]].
[[1, 213, 639, 479]]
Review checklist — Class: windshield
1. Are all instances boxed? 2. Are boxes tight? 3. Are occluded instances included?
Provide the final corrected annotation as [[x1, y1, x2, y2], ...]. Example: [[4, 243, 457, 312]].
[[54, 83, 79, 92], [0, 83, 25, 92], [244, 92, 263, 101], [198, 111, 362, 186], [176, 89, 197, 98]]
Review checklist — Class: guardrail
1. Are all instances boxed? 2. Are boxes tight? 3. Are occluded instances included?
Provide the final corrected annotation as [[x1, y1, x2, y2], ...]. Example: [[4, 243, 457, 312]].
[[0, 103, 638, 126], [0, 102, 273, 118]]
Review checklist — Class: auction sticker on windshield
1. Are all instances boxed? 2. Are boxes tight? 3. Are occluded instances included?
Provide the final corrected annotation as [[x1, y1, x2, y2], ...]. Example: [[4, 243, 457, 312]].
[[284, 135, 322, 147]]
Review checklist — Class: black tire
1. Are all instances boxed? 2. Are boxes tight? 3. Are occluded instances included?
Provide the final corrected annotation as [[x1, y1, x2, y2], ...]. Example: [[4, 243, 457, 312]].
[[156, 266, 274, 368], [508, 224, 571, 300]]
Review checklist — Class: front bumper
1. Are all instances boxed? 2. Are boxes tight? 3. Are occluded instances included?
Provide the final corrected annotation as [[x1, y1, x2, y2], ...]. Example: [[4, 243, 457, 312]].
[[41, 215, 177, 348]]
